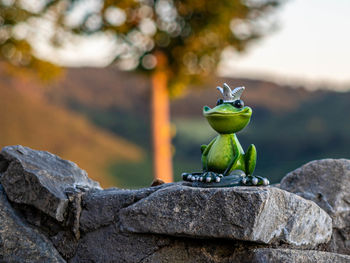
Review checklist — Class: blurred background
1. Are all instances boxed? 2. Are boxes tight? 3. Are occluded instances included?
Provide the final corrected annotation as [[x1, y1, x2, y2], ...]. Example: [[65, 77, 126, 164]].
[[0, 0, 349, 188]]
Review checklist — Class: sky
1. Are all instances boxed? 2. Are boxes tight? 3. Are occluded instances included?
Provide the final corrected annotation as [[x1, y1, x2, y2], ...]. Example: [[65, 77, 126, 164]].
[[40, 0, 350, 90], [218, 0, 350, 89]]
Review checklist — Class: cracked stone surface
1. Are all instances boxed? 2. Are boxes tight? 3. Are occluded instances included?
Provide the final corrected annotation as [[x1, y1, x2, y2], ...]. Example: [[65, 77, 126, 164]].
[[70, 224, 173, 263], [119, 184, 332, 248], [79, 183, 173, 233], [232, 248, 350, 263], [280, 159, 350, 255], [0, 185, 65, 262], [0, 145, 101, 222], [142, 247, 350, 263], [72, 228, 271, 263]]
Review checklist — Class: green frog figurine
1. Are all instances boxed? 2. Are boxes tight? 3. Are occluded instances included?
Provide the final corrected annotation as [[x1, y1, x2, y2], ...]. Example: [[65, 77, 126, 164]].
[[182, 83, 269, 187]]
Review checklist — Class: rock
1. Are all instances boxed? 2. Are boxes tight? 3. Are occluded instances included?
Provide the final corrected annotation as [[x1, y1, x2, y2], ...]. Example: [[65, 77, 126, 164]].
[[150, 178, 165, 186], [0, 145, 345, 262], [0, 145, 101, 222], [139, 241, 237, 263], [0, 185, 65, 262], [142, 247, 350, 263], [50, 230, 79, 260], [233, 248, 350, 263], [280, 159, 350, 254], [72, 225, 350, 263], [119, 184, 332, 248], [73, 219, 261, 263], [79, 183, 172, 232], [70, 224, 172, 263]]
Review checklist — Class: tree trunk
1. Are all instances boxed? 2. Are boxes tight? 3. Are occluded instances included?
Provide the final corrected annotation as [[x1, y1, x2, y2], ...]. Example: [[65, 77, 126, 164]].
[[151, 58, 173, 182]]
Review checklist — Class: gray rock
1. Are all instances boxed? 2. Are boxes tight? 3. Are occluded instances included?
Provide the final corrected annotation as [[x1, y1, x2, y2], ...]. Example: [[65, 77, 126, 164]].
[[80, 183, 176, 232], [280, 159, 350, 254], [119, 184, 332, 248], [142, 247, 350, 263], [0, 145, 345, 262], [0, 145, 101, 222], [72, 224, 350, 263], [139, 242, 230, 263], [233, 248, 350, 263], [0, 185, 65, 262], [70, 224, 172, 263], [73, 218, 260, 263]]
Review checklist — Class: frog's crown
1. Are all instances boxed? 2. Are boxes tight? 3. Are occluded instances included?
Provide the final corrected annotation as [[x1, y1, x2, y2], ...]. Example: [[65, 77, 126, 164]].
[[216, 83, 245, 102]]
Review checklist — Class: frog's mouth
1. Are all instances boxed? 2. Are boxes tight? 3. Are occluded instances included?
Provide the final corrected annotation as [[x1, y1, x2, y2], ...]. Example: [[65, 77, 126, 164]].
[[203, 106, 252, 117]]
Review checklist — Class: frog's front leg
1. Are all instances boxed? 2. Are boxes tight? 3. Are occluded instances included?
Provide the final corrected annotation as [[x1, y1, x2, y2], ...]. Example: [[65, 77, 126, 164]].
[[223, 136, 241, 176], [185, 136, 242, 184], [242, 144, 269, 186], [191, 136, 240, 183], [182, 138, 222, 182], [201, 136, 239, 183], [201, 137, 216, 172]]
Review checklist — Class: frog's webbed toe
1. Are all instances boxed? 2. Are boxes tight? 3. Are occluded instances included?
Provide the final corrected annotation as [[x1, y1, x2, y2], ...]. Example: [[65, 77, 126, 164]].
[[182, 172, 201, 182], [241, 175, 269, 186], [183, 171, 269, 187], [203, 172, 223, 183], [182, 172, 223, 183]]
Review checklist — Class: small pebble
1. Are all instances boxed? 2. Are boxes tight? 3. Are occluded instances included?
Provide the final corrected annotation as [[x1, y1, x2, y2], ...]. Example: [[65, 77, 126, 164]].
[[151, 179, 165, 187]]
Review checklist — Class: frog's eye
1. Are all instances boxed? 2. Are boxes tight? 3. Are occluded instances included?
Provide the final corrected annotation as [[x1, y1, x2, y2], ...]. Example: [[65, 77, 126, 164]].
[[216, 99, 224, 106], [233, 100, 244, 108]]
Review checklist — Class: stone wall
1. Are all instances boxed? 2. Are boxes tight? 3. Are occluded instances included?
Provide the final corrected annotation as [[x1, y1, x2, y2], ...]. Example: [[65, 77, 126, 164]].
[[0, 145, 350, 262]]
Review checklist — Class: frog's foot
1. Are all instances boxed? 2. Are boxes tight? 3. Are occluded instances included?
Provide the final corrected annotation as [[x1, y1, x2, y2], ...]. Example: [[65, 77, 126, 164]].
[[241, 175, 269, 186], [182, 172, 202, 182], [182, 172, 223, 183]]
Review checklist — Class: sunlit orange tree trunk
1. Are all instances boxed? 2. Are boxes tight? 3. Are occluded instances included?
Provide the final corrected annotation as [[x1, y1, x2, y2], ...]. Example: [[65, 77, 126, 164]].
[[151, 52, 173, 182]]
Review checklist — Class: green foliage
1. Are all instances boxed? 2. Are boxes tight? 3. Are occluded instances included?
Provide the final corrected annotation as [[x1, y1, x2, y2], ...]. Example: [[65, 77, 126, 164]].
[[0, 80, 143, 188], [109, 154, 200, 188], [0, 0, 282, 89], [67, 103, 152, 148], [0, 1, 62, 79], [109, 155, 154, 189], [77, 0, 282, 93]]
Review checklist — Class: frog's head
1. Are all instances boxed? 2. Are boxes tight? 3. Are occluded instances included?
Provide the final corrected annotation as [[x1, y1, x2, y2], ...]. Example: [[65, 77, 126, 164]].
[[203, 83, 252, 134]]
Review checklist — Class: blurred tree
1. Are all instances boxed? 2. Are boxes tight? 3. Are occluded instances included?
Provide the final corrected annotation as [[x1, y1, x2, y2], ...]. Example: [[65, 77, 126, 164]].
[[0, 1, 62, 79], [0, 0, 283, 182]]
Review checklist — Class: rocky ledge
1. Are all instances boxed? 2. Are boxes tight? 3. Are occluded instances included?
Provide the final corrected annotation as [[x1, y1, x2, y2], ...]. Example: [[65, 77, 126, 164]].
[[0, 145, 349, 262]]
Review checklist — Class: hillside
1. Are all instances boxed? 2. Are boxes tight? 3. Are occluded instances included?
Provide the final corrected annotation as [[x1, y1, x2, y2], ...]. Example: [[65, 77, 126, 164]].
[[0, 79, 143, 188], [45, 67, 319, 115], [39, 67, 350, 185], [171, 77, 323, 116], [1, 66, 349, 187]]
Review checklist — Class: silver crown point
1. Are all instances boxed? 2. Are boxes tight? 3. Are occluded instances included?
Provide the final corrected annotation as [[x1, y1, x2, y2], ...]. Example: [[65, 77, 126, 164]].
[[216, 83, 245, 102]]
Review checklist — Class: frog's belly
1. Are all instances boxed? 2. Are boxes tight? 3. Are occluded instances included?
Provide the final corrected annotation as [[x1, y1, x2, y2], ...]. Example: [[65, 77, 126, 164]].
[[207, 136, 235, 173]]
